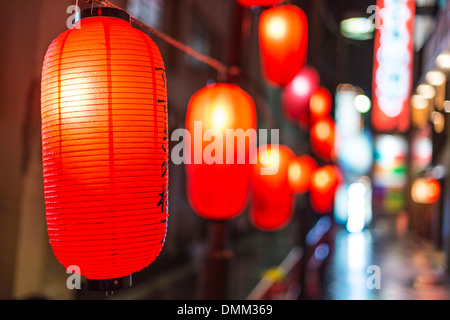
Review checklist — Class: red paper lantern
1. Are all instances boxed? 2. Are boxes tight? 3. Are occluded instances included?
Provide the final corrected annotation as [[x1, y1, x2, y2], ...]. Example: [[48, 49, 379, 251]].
[[259, 5, 308, 87], [310, 166, 340, 213], [237, 0, 281, 7], [288, 155, 317, 194], [310, 117, 336, 162], [250, 144, 295, 231], [185, 83, 257, 220], [40, 8, 168, 289], [411, 177, 441, 204], [310, 87, 332, 124], [282, 66, 320, 127]]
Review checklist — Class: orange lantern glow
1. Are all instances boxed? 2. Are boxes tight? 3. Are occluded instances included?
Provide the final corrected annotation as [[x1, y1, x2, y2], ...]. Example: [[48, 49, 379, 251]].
[[411, 177, 441, 204], [40, 8, 168, 289], [310, 87, 332, 124], [259, 5, 308, 87], [310, 117, 336, 161], [310, 166, 341, 213], [288, 155, 317, 194], [185, 83, 257, 220], [250, 144, 295, 231], [237, 0, 281, 7], [282, 66, 320, 127]]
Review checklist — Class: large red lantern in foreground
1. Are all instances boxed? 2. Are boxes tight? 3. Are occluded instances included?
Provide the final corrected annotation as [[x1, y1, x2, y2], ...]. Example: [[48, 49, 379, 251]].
[[185, 83, 257, 220], [310, 166, 341, 213], [259, 5, 308, 87], [310, 87, 332, 125], [250, 145, 295, 231], [41, 8, 169, 290], [288, 155, 317, 194], [310, 117, 336, 162], [237, 0, 281, 7], [282, 66, 320, 126]]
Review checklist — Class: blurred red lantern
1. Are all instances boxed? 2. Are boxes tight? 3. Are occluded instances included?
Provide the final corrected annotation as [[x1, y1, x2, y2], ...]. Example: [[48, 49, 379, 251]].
[[40, 8, 168, 289], [310, 117, 336, 161], [411, 177, 441, 204], [259, 5, 308, 87], [250, 144, 295, 231], [310, 166, 340, 213], [282, 66, 320, 127], [185, 83, 257, 220], [310, 87, 332, 124], [288, 155, 317, 194], [237, 0, 281, 7]]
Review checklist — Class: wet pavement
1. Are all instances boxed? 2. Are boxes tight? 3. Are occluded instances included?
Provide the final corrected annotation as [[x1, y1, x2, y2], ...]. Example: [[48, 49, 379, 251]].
[[321, 217, 450, 300], [78, 214, 450, 300]]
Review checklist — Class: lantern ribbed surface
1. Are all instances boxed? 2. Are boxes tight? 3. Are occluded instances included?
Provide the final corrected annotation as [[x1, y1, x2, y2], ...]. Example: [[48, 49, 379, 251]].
[[41, 15, 168, 280], [185, 83, 257, 221]]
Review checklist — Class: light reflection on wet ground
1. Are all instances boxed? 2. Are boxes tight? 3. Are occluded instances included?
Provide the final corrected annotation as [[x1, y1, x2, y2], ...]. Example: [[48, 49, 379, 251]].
[[102, 214, 450, 301], [321, 218, 450, 300]]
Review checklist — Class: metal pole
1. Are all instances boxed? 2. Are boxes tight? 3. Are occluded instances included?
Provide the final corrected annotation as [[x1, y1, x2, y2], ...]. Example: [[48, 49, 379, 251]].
[[198, 221, 234, 300], [198, 1, 244, 300]]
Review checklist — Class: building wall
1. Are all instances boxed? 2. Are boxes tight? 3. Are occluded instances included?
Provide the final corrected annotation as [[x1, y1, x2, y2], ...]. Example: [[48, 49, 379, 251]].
[[0, 0, 268, 299]]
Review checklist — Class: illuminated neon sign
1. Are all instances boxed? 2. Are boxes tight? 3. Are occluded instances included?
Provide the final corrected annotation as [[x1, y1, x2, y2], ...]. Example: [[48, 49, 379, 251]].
[[372, 0, 415, 132]]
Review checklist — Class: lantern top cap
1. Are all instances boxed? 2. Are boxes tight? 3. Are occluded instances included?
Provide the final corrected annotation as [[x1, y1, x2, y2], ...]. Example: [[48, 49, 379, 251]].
[[75, 7, 130, 24]]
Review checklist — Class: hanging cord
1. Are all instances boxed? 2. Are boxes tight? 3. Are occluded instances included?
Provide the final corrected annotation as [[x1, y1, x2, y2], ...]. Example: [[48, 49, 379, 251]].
[[100, 0, 229, 75], [92, 0, 291, 141]]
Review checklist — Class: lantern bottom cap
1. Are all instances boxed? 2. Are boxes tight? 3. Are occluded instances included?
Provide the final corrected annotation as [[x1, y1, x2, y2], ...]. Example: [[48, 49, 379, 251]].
[[86, 274, 132, 291]]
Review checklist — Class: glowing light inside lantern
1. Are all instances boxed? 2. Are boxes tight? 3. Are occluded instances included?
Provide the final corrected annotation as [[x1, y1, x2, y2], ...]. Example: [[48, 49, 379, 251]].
[[411, 178, 441, 204], [288, 162, 302, 182], [313, 169, 330, 190], [211, 105, 228, 130], [259, 146, 280, 172], [314, 120, 332, 141], [266, 16, 288, 40], [292, 75, 310, 96], [310, 88, 331, 119]]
